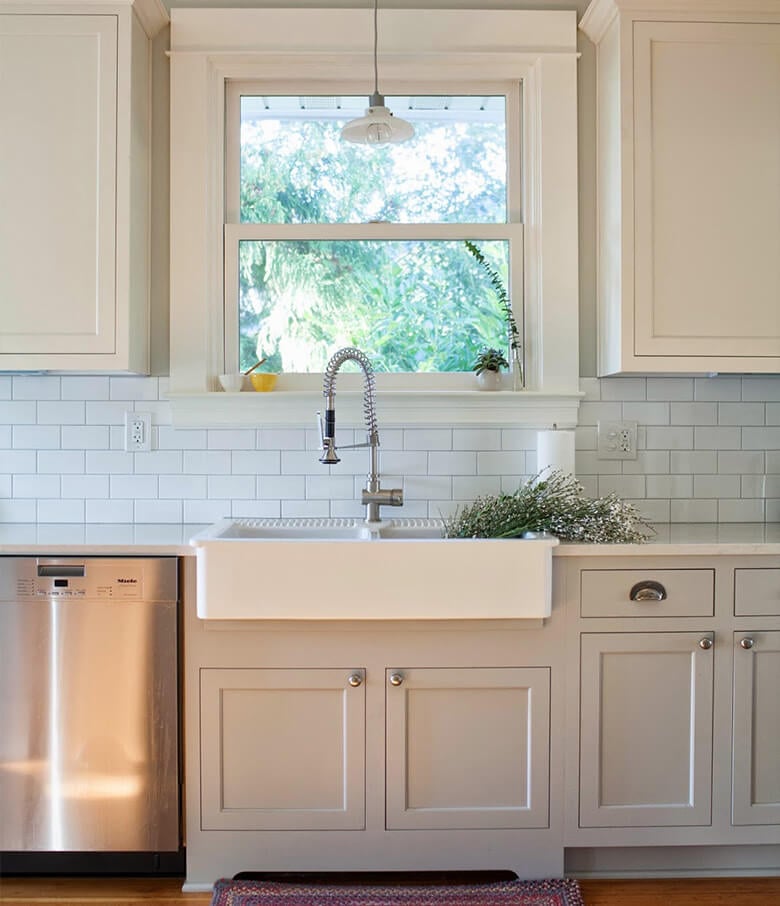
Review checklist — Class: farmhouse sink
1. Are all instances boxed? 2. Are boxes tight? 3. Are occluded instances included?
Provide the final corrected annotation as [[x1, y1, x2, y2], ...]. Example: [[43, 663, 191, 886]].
[[191, 518, 558, 621]]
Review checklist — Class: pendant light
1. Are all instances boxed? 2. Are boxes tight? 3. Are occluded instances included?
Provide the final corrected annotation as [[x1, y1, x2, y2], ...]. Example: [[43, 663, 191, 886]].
[[341, 0, 414, 146]]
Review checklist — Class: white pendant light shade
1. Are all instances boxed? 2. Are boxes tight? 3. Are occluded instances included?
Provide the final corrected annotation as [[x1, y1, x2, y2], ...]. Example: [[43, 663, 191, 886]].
[[341, 92, 415, 146], [341, 1, 415, 146]]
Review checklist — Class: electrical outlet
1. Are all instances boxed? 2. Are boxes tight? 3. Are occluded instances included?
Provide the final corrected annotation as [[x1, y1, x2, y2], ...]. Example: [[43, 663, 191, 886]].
[[597, 420, 638, 460], [124, 411, 151, 452]]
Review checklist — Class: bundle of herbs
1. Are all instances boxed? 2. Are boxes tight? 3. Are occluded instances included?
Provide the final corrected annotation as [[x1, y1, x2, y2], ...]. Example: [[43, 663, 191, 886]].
[[443, 471, 651, 543]]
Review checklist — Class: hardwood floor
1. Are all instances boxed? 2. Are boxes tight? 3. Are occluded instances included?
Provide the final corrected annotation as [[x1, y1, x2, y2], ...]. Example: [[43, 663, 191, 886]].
[[2, 877, 780, 905]]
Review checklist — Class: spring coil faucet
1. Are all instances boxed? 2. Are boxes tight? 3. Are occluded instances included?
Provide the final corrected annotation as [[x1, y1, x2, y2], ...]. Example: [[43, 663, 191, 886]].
[[318, 347, 403, 523]]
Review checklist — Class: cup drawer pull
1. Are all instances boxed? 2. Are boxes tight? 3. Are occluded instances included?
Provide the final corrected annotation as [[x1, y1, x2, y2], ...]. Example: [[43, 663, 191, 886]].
[[629, 580, 668, 602]]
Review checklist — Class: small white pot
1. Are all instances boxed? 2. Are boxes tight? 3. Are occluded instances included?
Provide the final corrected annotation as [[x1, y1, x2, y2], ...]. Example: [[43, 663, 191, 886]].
[[475, 370, 502, 391]]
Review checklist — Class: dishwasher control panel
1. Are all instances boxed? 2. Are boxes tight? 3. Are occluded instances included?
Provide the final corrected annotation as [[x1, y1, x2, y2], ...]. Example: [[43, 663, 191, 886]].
[[1, 558, 177, 603]]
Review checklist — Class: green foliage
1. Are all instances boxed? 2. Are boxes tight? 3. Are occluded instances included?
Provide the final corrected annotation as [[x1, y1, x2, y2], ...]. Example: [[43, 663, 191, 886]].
[[472, 347, 509, 374], [235, 112, 511, 373], [464, 239, 520, 354], [444, 471, 652, 543]]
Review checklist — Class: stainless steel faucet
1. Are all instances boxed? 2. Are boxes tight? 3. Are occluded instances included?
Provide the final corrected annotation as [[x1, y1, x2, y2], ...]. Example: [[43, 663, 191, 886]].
[[318, 347, 403, 523]]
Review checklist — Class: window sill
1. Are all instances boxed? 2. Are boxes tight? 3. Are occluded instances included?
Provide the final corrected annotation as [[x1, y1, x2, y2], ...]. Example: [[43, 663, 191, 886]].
[[169, 389, 583, 429]]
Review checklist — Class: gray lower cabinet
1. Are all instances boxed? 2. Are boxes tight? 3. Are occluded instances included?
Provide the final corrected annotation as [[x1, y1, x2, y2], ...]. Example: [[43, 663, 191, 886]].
[[732, 631, 780, 826], [385, 667, 550, 830], [199, 667, 366, 830], [579, 632, 714, 828]]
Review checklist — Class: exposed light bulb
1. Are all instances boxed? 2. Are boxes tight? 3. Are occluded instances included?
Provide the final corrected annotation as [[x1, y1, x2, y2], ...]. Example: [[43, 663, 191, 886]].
[[341, 1, 415, 146]]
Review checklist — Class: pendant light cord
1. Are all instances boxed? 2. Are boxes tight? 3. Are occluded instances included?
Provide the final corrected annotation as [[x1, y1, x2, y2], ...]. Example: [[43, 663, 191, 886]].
[[373, 0, 380, 98]]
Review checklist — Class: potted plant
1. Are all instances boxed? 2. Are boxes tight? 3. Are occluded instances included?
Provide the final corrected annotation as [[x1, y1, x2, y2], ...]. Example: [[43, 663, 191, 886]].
[[472, 347, 509, 391]]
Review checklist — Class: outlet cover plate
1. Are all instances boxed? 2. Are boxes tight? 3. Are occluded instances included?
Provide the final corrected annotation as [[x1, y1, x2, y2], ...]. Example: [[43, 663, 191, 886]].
[[597, 420, 638, 460], [124, 411, 152, 452]]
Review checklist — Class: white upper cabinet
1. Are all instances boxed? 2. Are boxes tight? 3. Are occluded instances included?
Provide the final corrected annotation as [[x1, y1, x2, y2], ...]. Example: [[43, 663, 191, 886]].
[[0, 0, 167, 372], [581, 0, 780, 375]]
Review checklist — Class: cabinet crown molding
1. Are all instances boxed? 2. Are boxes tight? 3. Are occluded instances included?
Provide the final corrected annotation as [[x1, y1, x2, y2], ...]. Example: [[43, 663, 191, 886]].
[[0, 0, 168, 37], [581, 0, 780, 43]]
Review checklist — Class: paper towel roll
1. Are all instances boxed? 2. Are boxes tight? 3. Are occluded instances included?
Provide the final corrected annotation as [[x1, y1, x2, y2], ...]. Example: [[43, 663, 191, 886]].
[[536, 429, 575, 477]]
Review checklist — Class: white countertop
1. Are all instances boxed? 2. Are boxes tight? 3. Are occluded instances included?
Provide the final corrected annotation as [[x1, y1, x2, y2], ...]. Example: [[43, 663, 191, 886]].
[[0, 523, 778, 556]]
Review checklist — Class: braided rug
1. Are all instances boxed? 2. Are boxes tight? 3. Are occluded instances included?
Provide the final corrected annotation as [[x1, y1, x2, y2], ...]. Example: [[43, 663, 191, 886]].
[[209, 877, 584, 906]]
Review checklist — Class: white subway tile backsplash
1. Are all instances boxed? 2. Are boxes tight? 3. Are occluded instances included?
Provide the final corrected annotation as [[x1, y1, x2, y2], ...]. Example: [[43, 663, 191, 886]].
[[37, 401, 84, 425], [135, 451, 184, 474], [671, 402, 717, 426], [184, 499, 231, 523], [694, 426, 741, 450], [429, 451, 477, 475], [718, 402, 765, 426], [329, 498, 368, 518], [208, 429, 256, 450], [62, 376, 110, 400], [160, 475, 208, 499], [0, 402, 37, 424], [281, 499, 330, 518], [14, 376, 60, 400], [13, 426, 60, 449], [646, 426, 694, 450], [184, 451, 232, 475], [647, 378, 693, 401], [718, 498, 765, 522], [62, 475, 109, 499], [1, 374, 779, 525], [305, 475, 355, 500], [694, 376, 741, 402], [453, 429, 501, 450], [404, 429, 452, 450], [717, 451, 765, 474], [134, 499, 183, 523], [14, 475, 60, 498], [38, 451, 85, 474], [37, 499, 85, 522], [404, 476, 453, 499], [741, 376, 780, 401], [109, 377, 159, 401], [110, 475, 158, 498], [597, 475, 646, 499], [622, 401, 670, 425], [86, 451, 133, 474], [600, 377, 646, 401], [86, 499, 134, 522], [694, 475, 741, 498], [61, 426, 110, 450]]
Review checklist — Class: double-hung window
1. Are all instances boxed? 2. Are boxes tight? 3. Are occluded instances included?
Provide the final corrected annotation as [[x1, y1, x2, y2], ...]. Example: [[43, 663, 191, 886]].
[[224, 85, 522, 386], [169, 7, 580, 425]]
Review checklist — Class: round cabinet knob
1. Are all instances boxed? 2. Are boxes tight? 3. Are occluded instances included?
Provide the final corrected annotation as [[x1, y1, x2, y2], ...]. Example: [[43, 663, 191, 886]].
[[389, 672, 404, 687], [698, 637, 713, 650], [347, 673, 363, 687], [740, 637, 755, 650]]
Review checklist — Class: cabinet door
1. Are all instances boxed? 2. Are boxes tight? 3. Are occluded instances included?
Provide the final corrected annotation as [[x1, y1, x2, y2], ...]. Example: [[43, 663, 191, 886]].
[[386, 667, 550, 829], [0, 15, 118, 358], [633, 21, 780, 362], [733, 632, 780, 825], [580, 633, 713, 828], [200, 668, 365, 830]]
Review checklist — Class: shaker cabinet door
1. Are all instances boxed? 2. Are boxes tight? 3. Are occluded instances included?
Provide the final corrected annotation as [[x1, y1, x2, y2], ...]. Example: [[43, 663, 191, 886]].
[[385, 666, 550, 830], [732, 632, 780, 826], [580, 632, 714, 828], [200, 668, 365, 831]]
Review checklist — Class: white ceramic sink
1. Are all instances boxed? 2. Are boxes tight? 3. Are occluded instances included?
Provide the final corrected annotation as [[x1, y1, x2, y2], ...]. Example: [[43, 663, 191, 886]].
[[191, 518, 558, 621]]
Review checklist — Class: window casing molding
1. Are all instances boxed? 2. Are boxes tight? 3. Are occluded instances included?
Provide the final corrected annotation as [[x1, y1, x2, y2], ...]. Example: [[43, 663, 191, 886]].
[[169, 7, 581, 428]]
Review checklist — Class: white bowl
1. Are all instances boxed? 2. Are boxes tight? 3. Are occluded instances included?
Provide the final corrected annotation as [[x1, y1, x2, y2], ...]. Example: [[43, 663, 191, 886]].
[[218, 373, 245, 392]]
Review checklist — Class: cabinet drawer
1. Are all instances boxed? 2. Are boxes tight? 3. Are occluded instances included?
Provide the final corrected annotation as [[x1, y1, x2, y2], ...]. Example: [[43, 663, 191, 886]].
[[735, 569, 780, 617], [580, 569, 714, 618]]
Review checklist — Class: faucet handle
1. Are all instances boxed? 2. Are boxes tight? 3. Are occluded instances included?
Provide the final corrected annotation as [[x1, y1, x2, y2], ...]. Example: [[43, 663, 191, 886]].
[[317, 411, 325, 445]]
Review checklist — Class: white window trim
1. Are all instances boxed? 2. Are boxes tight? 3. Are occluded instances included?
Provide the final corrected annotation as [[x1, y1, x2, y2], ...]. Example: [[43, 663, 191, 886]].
[[169, 7, 581, 428]]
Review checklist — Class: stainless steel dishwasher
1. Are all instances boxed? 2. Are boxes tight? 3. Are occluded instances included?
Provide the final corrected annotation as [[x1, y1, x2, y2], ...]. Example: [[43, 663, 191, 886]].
[[0, 557, 181, 873]]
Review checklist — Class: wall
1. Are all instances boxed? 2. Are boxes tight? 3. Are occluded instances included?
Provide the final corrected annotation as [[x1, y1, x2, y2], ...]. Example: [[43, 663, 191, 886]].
[[2, 373, 779, 524], [1, 2, 775, 525]]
